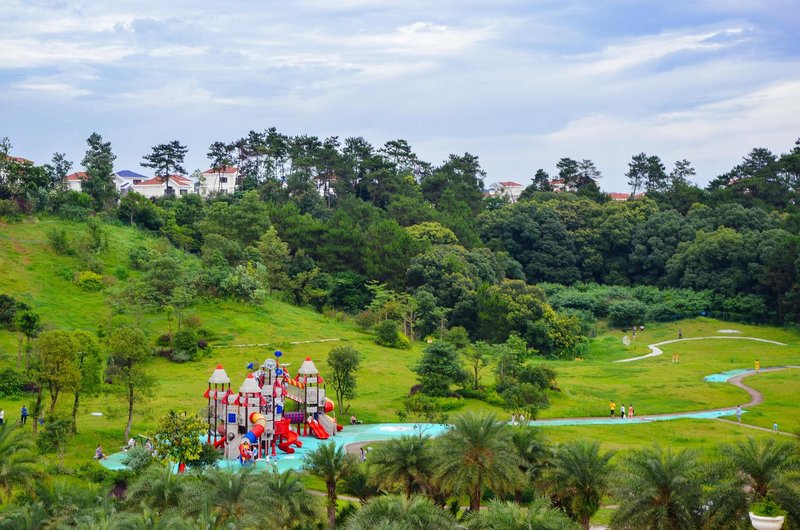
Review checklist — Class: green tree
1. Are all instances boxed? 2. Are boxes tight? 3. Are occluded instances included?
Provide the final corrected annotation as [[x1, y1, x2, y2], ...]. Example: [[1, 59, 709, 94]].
[[14, 309, 41, 370], [141, 141, 188, 196], [461, 341, 490, 389], [413, 341, 467, 396], [70, 330, 102, 433], [80, 132, 118, 210], [510, 426, 550, 501], [0, 424, 38, 502], [466, 498, 580, 530], [106, 326, 155, 441], [304, 440, 356, 529], [152, 410, 206, 471], [344, 495, 457, 530], [31, 330, 80, 419], [368, 435, 436, 497], [435, 412, 524, 511], [257, 226, 291, 293], [611, 445, 703, 530], [405, 222, 459, 246], [260, 470, 322, 529], [125, 462, 189, 513], [544, 440, 614, 530], [327, 345, 362, 414]]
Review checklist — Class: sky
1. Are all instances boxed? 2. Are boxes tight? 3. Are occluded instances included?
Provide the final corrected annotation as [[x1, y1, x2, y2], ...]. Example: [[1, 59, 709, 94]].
[[1, 0, 799, 191]]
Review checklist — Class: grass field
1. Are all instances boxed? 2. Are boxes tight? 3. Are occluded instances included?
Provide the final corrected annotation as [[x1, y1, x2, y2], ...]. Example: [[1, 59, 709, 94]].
[[0, 217, 799, 471]]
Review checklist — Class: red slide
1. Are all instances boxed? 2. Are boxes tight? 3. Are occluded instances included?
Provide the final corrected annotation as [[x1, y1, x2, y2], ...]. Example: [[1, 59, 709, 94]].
[[277, 429, 302, 453], [309, 419, 329, 440]]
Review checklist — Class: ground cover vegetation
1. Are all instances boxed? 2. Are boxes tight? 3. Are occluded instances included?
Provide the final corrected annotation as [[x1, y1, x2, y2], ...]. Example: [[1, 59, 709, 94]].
[[2, 132, 800, 526]]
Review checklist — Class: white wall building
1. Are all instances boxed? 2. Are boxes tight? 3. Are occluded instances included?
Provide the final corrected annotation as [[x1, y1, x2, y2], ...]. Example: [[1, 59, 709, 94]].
[[132, 174, 193, 198], [199, 167, 239, 196], [65, 171, 131, 194]]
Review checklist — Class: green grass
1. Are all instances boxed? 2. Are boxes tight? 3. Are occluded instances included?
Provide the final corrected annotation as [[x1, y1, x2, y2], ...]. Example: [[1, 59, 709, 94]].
[[1, 217, 799, 470]]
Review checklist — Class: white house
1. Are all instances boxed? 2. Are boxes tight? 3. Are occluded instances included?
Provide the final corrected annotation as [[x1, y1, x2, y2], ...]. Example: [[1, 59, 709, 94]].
[[488, 181, 525, 202], [115, 170, 149, 186], [65, 171, 131, 194], [132, 174, 193, 198], [199, 166, 238, 196]]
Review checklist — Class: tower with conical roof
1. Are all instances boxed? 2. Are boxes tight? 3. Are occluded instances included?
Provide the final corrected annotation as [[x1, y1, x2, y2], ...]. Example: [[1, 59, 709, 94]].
[[204, 364, 230, 445]]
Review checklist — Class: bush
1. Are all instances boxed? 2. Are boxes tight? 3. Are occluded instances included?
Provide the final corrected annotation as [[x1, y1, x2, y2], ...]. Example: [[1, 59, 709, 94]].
[[374, 320, 410, 349], [113, 266, 129, 281], [156, 334, 172, 347], [74, 271, 105, 292], [173, 330, 199, 361], [186, 443, 221, 469], [128, 246, 154, 271], [0, 368, 27, 397], [355, 310, 378, 330], [183, 315, 203, 330], [607, 299, 648, 327], [0, 199, 21, 219], [121, 446, 154, 473], [47, 228, 72, 255], [197, 339, 208, 349], [751, 496, 786, 517]]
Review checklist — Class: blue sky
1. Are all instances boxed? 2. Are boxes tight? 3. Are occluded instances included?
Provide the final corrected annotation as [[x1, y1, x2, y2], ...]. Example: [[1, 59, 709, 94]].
[[1, 0, 799, 190]]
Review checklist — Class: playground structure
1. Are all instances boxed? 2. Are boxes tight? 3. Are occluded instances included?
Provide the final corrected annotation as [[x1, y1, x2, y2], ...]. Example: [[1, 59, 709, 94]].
[[204, 351, 343, 464]]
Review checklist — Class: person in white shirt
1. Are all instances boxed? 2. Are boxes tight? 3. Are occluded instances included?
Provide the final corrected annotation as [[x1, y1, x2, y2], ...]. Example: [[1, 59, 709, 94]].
[[0, 408, 5, 425]]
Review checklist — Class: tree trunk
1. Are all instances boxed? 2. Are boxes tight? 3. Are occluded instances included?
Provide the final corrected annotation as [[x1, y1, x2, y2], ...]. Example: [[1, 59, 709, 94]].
[[25, 337, 31, 370], [124, 385, 134, 441], [71, 392, 80, 434], [580, 515, 590, 530], [17, 334, 23, 369], [471, 481, 481, 512], [326, 482, 337, 529], [48, 387, 60, 415], [32, 387, 43, 434]]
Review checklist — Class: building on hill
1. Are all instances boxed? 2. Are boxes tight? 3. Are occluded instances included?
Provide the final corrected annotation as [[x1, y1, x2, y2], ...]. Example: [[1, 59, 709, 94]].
[[608, 191, 647, 201], [115, 170, 149, 186], [487, 181, 525, 202], [549, 178, 572, 193], [199, 166, 239, 196], [65, 171, 132, 194], [133, 174, 193, 198]]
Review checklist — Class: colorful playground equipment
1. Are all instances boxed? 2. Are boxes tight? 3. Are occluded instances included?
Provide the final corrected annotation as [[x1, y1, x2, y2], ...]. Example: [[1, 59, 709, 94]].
[[204, 351, 343, 463]]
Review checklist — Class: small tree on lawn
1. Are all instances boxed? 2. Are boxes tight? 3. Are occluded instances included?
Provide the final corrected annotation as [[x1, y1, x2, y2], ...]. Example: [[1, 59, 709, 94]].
[[152, 410, 206, 473], [304, 440, 356, 529], [326, 345, 361, 414], [413, 341, 467, 396], [30, 330, 80, 431], [106, 326, 155, 441], [15, 310, 41, 369], [36, 417, 72, 467], [462, 341, 491, 390], [71, 330, 103, 433]]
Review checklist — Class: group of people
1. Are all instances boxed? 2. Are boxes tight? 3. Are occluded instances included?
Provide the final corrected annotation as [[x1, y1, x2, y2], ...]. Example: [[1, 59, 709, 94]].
[[509, 413, 527, 425], [609, 400, 634, 419]]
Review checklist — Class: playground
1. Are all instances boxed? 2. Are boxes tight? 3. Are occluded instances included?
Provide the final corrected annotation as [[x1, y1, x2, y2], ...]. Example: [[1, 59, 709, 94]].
[[99, 324, 800, 472]]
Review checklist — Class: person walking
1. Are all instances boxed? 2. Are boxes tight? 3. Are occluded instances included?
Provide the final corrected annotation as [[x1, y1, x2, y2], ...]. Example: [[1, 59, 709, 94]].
[[20, 405, 28, 425], [755, 359, 761, 373], [0, 408, 4, 426], [628, 404, 634, 419], [609, 400, 616, 417], [620, 404, 626, 419], [678, 328, 682, 339], [735, 405, 742, 423], [519, 413, 525, 425], [773, 421, 779, 434]]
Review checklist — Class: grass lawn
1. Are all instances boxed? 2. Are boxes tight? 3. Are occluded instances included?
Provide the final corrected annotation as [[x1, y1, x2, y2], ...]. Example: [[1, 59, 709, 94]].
[[1, 217, 799, 471]]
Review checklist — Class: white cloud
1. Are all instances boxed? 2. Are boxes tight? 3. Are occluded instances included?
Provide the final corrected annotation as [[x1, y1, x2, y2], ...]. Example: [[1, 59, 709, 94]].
[[117, 80, 257, 108], [13, 81, 91, 98], [0, 38, 134, 68]]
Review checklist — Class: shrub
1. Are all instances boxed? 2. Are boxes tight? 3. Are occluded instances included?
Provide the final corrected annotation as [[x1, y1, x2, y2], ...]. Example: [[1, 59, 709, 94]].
[[173, 330, 199, 361], [197, 339, 208, 349], [186, 443, 221, 469], [156, 334, 172, 347], [0, 199, 21, 219], [374, 320, 410, 349], [355, 310, 378, 330], [607, 299, 647, 327], [47, 228, 72, 255], [183, 315, 203, 330], [113, 266, 129, 281], [129, 246, 154, 271], [0, 368, 27, 397], [751, 496, 786, 517], [121, 446, 153, 473], [74, 271, 105, 292], [157, 348, 174, 358]]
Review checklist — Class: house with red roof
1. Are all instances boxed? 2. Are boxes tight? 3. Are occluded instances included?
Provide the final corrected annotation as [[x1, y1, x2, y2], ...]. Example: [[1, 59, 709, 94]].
[[199, 166, 238, 196], [488, 180, 526, 202], [132, 174, 193, 198], [65, 171, 131, 194]]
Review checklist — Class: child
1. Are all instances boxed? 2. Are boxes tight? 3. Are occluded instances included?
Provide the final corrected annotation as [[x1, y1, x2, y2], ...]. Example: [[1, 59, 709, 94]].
[[609, 401, 616, 417], [735, 405, 742, 423], [628, 404, 634, 418], [773, 421, 779, 434], [620, 404, 626, 419], [94, 445, 106, 460]]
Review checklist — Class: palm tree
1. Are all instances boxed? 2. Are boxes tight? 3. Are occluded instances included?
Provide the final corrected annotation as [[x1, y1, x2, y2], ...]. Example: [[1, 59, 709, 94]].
[[125, 463, 189, 514], [435, 412, 524, 511], [259, 469, 322, 530], [610, 444, 702, 530], [544, 439, 614, 530], [304, 440, 356, 529], [368, 435, 435, 497], [191, 467, 255, 526], [33, 478, 106, 527], [0, 423, 39, 502], [342, 463, 380, 505], [510, 426, 550, 500], [344, 494, 458, 530], [465, 499, 580, 530], [704, 437, 800, 528], [0, 501, 49, 530]]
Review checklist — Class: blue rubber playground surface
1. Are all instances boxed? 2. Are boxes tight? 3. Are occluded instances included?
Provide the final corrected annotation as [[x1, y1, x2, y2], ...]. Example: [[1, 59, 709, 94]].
[[703, 369, 751, 382]]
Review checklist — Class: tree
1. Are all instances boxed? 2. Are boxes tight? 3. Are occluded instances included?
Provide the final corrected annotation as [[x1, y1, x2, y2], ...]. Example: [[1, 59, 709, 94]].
[[260, 470, 323, 529], [611, 445, 703, 530], [125, 462, 189, 513], [669, 159, 696, 187], [367, 435, 436, 497], [626, 153, 648, 196], [413, 341, 468, 396], [257, 226, 291, 293], [461, 341, 490, 389], [557, 158, 580, 191], [466, 498, 580, 530], [326, 345, 361, 414], [0, 424, 38, 501], [510, 426, 550, 501], [435, 412, 524, 511], [106, 326, 155, 441], [31, 331, 80, 420], [152, 410, 206, 472], [44, 153, 72, 189], [544, 440, 614, 530], [14, 309, 41, 369], [344, 495, 458, 530], [304, 440, 356, 529], [70, 331, 102, 433], [141, 140, 189, 194], [81, 133, 117, 210]]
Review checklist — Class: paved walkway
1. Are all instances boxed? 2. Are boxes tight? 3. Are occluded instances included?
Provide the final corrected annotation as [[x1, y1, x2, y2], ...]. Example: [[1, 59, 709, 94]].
[[614, 336, 786, 363]]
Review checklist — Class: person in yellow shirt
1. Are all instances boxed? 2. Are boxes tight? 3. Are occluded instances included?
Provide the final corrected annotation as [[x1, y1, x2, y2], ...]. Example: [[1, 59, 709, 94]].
[[609, 400, 616, 417], [755, 360, 761, 373]]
